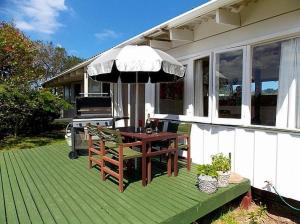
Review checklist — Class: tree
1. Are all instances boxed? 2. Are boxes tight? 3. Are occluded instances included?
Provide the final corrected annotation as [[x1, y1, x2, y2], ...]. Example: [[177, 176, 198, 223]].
[[64, 55, 83, 71], [35, 41, 83, 81], [0, 22, 40, 86], [0, 21, 83, 87], [0, 21, 74, 137]]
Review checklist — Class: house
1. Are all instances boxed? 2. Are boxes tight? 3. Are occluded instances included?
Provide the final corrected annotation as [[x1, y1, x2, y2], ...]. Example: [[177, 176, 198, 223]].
[[43, 57, 112, 118], [43, 0, 300, 203]]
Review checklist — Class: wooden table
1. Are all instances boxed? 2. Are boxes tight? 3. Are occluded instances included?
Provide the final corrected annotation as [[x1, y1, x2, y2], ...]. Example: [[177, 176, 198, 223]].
[[120, 129, 178, 186]]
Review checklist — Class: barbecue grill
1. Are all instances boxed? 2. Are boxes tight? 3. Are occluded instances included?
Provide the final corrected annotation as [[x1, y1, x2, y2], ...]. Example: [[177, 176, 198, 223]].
[[68, 96, 114, 159]]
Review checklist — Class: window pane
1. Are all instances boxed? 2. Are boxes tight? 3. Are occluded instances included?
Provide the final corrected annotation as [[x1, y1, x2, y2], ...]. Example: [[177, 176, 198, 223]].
[[102, 83, 110, 95], [194, 57, 209, 117], [251, 42, 280, 126], [88, 79, 101, 93], [64, 85, 70, 101], [216, 49, 243, 119], [156, 80, 184, 115]]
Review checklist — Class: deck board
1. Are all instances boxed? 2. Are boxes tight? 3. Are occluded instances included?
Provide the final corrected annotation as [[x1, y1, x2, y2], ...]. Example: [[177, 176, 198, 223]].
[[0, 141, 250, 224]]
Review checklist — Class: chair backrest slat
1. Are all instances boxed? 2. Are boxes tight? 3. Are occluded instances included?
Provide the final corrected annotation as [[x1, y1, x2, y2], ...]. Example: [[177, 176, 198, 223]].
[[99, 127, 123, 145], [178, 123, 192, 136], [167, 122, 191, 136], [86, 124, 102, 138]]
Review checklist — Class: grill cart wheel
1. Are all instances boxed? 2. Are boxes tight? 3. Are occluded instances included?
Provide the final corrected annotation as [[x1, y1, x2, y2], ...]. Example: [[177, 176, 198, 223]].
[[68, 150, 78, 159]]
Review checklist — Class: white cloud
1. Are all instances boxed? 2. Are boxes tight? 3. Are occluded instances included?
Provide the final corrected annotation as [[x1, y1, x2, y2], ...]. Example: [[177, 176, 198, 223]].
[[94, 29, 121, 41], [5, 0, 67, 35]]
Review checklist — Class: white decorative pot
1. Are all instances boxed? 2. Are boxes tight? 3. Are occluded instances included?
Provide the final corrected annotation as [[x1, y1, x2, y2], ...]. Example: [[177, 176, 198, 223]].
[[217, 171, 231, 187], [197, 175, 218, 194]]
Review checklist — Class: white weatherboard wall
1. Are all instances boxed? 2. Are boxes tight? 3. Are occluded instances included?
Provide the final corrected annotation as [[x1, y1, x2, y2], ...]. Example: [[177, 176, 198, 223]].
[[189, 125, 300, 201], [144, 2, 300, 201]]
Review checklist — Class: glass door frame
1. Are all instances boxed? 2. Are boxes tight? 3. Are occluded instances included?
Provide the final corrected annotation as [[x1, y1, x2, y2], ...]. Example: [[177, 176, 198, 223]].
[[212, 46, 250, 125]]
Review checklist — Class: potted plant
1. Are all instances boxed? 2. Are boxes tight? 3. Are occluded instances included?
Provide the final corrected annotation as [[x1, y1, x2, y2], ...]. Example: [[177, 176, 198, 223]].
[[211, 153, 231, 187], [196, 164, 219, 194]]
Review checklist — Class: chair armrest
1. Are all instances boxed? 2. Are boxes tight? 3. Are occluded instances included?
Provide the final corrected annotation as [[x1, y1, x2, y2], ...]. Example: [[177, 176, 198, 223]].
[[178, 134, 189, 140], [121, 141, 143, 147]]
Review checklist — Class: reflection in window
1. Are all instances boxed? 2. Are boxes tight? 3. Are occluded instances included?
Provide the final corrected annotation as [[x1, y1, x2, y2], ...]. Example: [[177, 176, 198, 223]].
[[156, 80, 184, 115], [216, 49, 243, 119], [194, 57, 209, 117], [88, 78, 110, 96], [251, 42, 280, 126], [64, 85, 71, 102]]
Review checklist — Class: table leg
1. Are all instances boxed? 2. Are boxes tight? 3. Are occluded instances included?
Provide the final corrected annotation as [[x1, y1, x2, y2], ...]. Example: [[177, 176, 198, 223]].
[[167, 153, 172, 176], [142, 142, 146, 186], [174, 137, 178, 176], [147, 143, 152, 184]]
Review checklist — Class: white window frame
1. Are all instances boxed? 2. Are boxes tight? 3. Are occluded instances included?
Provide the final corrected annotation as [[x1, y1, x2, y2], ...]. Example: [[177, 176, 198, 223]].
[[212, 46, 249, 125], [192, 53, 213, 123]]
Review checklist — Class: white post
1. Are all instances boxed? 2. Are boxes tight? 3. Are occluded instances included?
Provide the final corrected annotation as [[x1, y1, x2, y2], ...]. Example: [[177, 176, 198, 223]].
[[127, 84, 130, 127], [83, 71, 89, 97]]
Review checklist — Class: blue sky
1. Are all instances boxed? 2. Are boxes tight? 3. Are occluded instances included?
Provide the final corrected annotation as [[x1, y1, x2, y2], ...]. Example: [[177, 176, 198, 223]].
[[0, 0, 208, 59]]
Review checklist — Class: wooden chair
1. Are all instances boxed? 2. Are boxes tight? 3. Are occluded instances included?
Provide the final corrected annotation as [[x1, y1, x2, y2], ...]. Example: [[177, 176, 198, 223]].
[[167, 122, 192, 171], [86, 124, 103, 170], [99, 127, 143, 192]]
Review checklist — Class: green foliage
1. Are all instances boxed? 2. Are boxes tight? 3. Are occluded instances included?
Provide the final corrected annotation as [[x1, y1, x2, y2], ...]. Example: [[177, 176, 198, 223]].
[[248, 203, 267, 224], [0, 21, 83, 89], [212, 153, 231, 172], [197, 164, 219, 178], [64, 55, 83, 71], [0, 84, 71, 137], [0, 22, 39, 86], [218, 211, 238, 224]]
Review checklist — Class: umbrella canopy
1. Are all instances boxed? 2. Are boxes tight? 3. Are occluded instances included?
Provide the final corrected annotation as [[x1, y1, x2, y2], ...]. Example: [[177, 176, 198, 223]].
[[87, 45, 185, 83]]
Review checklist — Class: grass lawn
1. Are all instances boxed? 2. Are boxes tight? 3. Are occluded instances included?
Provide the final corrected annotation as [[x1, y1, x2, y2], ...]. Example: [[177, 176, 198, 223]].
[[0, 131, 65, 151], [0, 119, 68, 151]]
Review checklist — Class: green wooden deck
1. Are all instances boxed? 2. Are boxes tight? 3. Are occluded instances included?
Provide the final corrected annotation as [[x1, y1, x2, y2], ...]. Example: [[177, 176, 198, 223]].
[[0, 141, 250, 224]]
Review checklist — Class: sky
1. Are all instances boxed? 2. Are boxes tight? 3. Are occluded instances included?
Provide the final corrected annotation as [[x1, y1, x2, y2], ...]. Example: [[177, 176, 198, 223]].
[[0, 0, 208, 59]]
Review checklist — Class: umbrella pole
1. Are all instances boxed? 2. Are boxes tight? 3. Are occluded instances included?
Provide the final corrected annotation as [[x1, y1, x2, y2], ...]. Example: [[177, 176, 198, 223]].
[[135, 72, 139, 129], [112, 84, 115, 129], [135, 83, 139, 128]]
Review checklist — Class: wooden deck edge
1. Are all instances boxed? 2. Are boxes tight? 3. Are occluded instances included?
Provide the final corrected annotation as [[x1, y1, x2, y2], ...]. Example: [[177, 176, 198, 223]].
[[161, 180, 251, 224]]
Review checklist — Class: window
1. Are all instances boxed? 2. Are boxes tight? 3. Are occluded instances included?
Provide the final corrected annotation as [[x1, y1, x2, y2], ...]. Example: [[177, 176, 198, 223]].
[[88, 78, 110, 96], [155, 80, 184, 115], [194, 57, 210, 117], [252, 38, 300, 128], [251, 42, 280, 126], [64, 85, 71, 102], [215, 49, 244, 119]]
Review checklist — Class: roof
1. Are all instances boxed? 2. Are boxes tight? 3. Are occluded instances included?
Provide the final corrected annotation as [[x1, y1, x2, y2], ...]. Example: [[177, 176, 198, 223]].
[[43, 0, 241, 87], [115, 0, 241, 47], [42, 55, 98, 87]]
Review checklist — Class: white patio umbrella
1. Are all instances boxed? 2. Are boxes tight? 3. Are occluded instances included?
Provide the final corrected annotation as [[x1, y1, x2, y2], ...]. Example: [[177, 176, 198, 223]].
[[87, 45, 185, 128]]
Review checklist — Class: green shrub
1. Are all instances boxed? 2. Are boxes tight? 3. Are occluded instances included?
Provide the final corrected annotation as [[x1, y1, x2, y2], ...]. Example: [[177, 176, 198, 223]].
[[197, 164, 219, 178], [211, 153, 231, 172], [0, 84, 71, 137]]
